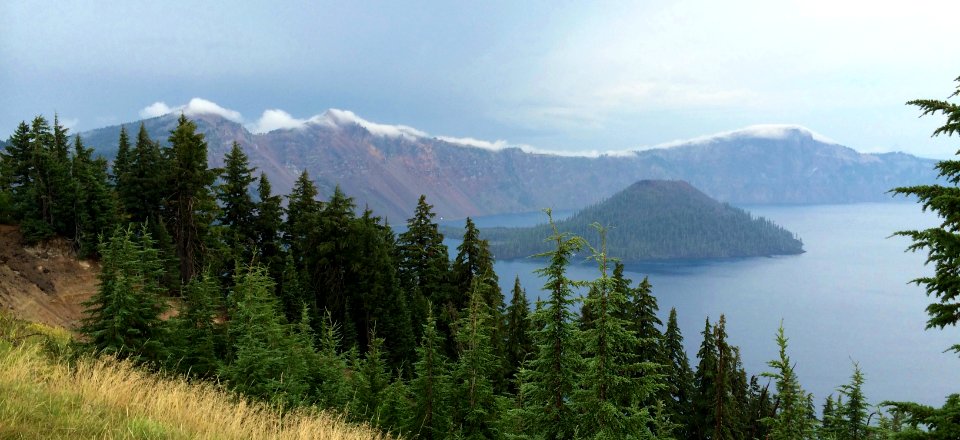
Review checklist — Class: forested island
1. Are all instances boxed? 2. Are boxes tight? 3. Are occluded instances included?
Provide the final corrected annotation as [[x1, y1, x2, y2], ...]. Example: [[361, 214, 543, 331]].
[[467, 180, 804, 261]]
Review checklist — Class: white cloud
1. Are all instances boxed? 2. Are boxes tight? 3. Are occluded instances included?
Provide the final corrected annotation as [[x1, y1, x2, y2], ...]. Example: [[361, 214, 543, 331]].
[[182, 98, 244, 123], [650, 124, 838, 149], [139, 101, 173, 119], [436, 136, 509, 151], [323, 109, 428, 139], [247, 109, 308, 134], [60, 118, 79, 130], [138, 98, 244, 123]]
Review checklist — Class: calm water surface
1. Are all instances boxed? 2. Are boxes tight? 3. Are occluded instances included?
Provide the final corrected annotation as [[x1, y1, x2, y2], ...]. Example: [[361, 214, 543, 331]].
[[445, 203, 957, 406]]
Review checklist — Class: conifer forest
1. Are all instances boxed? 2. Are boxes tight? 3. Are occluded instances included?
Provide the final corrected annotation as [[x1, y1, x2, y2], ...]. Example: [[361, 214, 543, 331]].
[[2, 80, 960, 439]]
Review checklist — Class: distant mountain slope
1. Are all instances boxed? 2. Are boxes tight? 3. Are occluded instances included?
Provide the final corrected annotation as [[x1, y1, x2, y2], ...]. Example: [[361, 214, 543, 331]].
[[468, 180, 803, 261], [78, 112, 937, 220]]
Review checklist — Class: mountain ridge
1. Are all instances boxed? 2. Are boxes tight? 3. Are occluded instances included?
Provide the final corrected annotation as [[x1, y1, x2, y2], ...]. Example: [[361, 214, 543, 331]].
[[77, 110, 938, 220]]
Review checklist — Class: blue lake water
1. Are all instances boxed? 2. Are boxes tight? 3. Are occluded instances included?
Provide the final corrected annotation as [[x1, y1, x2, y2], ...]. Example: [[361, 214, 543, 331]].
[[443, 203, 957, 407]]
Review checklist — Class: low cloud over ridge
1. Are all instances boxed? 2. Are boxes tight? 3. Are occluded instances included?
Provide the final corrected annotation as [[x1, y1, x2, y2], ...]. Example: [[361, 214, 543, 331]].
[[138, 98, 243, 123], [135, 98, 834, 158]]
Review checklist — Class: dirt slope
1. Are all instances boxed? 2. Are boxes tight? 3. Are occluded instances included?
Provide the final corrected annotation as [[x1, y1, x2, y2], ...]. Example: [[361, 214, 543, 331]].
[[0, 225, 98, 329]]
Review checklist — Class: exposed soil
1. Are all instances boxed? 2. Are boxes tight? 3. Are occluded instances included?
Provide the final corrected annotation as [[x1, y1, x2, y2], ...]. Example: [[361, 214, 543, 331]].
[[0, 224, 98, 330]]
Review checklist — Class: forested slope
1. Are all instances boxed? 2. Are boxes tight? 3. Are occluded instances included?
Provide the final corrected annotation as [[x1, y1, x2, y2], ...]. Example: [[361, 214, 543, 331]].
[[476, 180, 803, 261]]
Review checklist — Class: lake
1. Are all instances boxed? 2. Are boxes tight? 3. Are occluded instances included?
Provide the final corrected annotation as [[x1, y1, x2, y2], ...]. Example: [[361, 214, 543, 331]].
[[443, 203, 957, 407]]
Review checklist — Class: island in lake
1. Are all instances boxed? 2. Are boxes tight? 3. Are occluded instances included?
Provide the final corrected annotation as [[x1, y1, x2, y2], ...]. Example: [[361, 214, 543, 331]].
[[464, 180, 804, 261]]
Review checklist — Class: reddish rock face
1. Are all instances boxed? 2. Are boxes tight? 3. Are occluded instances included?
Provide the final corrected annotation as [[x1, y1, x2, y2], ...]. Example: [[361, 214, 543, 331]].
[[81, 114, 937, 221]]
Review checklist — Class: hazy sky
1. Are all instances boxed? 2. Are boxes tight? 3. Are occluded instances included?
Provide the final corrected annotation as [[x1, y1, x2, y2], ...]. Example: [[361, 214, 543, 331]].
[[3, 0, 960, 157]]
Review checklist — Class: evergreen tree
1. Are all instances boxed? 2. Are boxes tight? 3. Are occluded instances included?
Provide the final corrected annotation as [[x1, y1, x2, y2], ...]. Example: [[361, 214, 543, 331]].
[[284, 170, 321, 273], [306, 311, 351, 410], [16, 116, 56, 242], [167, 268, 222, 378], [518, 209, 584, 440], [377, 374, 413, 437], [882, 394, 960, 439], [710, 315, 743, 440], [409, 310, 453, 440], [821, 395, 842, 439], [504, 275, 533, 391], [216, 141, 258, 277], [397, 195, 453, 347], [450, 280, 501, 439], [124, 123, 167, 224], [892, 76, 960, 354], [761, 324, 815, 440], [693, 318, 718, 440], [164, 114, 218, 283], [453, 217, 506, 388], [79, 225, 168, 364], [574, 223, 660, 439], [112, 125, 132, 191], [837, 363, 869, 440], [253, 173, 285, 291], [0, 122, 31, 224], [48, 114, 76, 238], [663, 307, 695, 438], [453, 217, 502, 312], [221, 264, 308, 406], [350, 334, 392, 423], [307, 186, 358, 347], [70, 135, 118, 257], [746, 375, 775, 440], [354, 209, 416, 370]]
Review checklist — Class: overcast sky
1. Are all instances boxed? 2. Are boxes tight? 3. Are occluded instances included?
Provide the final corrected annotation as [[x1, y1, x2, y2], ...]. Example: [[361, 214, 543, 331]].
[[3, 0, 960, 157]]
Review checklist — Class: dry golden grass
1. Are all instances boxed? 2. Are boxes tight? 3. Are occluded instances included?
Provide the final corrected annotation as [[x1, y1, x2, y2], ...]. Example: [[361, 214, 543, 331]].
[[0, 315, 390, 440]]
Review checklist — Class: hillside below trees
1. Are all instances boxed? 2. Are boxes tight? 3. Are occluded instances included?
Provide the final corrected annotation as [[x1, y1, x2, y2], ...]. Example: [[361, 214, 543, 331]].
[[80, 113, 937, 220], [470, 180, 804, 261]]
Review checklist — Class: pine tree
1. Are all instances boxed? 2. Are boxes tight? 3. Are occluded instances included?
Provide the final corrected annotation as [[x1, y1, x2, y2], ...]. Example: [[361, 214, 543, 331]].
[[307, 186, 358, 347], [882, 394, 960, 439], [221, 264, 308, 406], [16, 116, 56, 242], [164, 114, 218, 284], [837, 363, 869, 440], [216, 141, 258, 277], [306, 311, 351, 410], [70, 135, 118, 257], [761, 323, 815, 440], [663, 307, 695, 438], [0, 122, 31, 224], [518, 209, 585, 440], [377, 374, 413, 437], [504, 275, 533, 391], [574, 223, 660, 439], [112, 125, 132, 191], [354, 209, 416, 370], [409, 310, 453, 440], [693, 318, 718, 440], [124, 123, 167, 224], [711, 315, 742, 440], [167, 268, 222, 378], [253, 173, 285, 291], [892, 76, 960, 354], [79, 225, 168, 364], [48, 114, 75, 238], [453, 217, 506, 388], [397, 195, 454, 348], [350, 334, 392, 423], [821, 395, 841, 439], [450, 281, 500, 439], [284, 170, 321, 273]]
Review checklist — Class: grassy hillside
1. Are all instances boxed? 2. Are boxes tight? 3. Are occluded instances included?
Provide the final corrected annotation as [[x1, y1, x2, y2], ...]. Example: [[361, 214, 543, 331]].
[[0, 313, 388, 440]]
